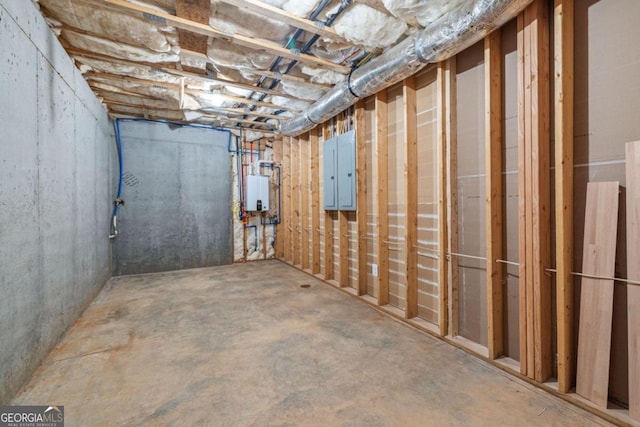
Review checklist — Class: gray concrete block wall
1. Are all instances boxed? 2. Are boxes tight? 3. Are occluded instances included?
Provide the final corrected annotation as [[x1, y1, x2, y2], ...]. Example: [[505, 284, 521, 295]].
[[0, 1, 113, 403], [112, 121, 233, 276]]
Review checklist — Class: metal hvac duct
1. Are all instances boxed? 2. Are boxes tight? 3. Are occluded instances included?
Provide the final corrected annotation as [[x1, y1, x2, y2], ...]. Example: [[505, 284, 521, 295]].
[[279, 0, 533, 136]]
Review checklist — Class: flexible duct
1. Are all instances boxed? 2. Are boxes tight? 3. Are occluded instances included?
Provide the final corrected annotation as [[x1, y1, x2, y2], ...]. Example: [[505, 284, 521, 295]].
[[279, 0, 533, 136]]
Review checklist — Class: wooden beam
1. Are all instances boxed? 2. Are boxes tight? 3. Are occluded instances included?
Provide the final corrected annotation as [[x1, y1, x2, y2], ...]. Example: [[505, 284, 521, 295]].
[[627, 141, 640, 421], [69, 49, 309, 100], [301, 133, 310, 271], [283, 137, 292, 262], [437, 62, 449, 336], [485, 29, 504, 360], [404, 77, 419, 319], [87, 71, 296, 111], [274, 139, 285, 260], [339, 211, 349, 287], [376, 91, 389, 306], [311, 127, 321, 275], [102, 97, 279, 126], [517, 11, 529, 377], [103, 0, 350, 74], [356, 100, 368, 296], [445, 58, 458, 337], [576, 182, 619, 408], [554, 0, 575, 394], [323, 123, 335, 280], [218, 0, 348, 43], [106, 104, 275, 129], [292, 137, 301, 267], [518, 0, 552, 382], [530, 0, 552, 383]]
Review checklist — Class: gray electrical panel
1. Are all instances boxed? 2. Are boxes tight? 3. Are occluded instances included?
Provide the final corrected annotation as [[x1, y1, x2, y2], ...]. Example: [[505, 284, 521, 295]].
[[323, 130, 356, 211]]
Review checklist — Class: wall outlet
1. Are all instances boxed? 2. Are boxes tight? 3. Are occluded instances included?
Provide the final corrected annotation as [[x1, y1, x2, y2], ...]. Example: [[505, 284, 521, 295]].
[[372, 263, 378, 277]]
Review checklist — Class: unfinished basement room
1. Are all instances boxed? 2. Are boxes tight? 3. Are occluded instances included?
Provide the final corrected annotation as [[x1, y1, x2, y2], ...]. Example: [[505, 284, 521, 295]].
[[1, 0, 639, 425]]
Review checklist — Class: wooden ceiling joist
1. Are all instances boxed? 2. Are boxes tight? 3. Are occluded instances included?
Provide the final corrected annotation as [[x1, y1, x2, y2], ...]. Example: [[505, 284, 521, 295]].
[[109, 112, 277, 136], [180, 48, 331, 89], [217, 0, 347, 43], [102, 0, 350, 74], [99, 88, 283, 121], [88, 73, 298, 112], [107, 104, 277, 130], [67, 48, 314, 101]]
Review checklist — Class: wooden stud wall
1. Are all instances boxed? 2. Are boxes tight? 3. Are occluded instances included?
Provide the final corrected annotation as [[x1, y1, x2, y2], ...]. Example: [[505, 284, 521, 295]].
[[356, 101, 368, 295], [553, 0, 574, 394], [517, 0, 552, 382], [404, 77, 419, 319], [485, 30, 504, 360], [311, 128, 321, 275], [270, 2, 639, 423], [300, 133, 310, 272], [376, 91, 390, 306]]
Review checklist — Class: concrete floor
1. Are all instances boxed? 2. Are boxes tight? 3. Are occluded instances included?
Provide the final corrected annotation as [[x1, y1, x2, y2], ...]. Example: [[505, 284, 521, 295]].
[[14, 261, 610, 426]]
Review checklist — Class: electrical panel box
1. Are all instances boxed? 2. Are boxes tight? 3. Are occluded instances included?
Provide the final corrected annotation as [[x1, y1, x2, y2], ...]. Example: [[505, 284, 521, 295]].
[[245, 175, 270, 212], [323, 130, 356, 211]]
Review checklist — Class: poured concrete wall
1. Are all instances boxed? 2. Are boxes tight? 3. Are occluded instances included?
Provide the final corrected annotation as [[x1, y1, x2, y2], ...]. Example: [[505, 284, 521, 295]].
[[0, 1, 113, 403], [112, 121, 232, 276]]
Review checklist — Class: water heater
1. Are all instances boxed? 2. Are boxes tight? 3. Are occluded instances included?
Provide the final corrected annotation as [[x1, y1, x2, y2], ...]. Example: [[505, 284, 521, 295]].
[[245, 175, 270, 212]]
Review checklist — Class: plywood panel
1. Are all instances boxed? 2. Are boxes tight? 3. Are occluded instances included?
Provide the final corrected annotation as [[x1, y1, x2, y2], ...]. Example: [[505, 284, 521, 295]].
[[626, 141, 640, 421], [576, 181, 619, 408]]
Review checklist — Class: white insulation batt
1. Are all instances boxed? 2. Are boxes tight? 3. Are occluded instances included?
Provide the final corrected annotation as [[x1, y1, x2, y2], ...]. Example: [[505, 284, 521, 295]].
[[38, 0, 178, 53], [36, 0, 471, 126], [382, 0, 467, 27], [332, 4, 408, 49]]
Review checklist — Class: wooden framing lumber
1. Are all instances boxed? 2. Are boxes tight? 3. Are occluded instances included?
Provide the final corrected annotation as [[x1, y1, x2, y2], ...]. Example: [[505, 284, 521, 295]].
[[375, 91, 390, 306], [576, 182, 619, 408], [292, 137, 301, 267], [218, 0, 347, 43], [68, 48, 309, 100], [103, 0, 350, 74], [274, 139, 285, 260], [517, 0, 552, 381], [485, 29, 504, 360], [404, 77, 419, 319], [87, 71, 296, 111], [436, 62, 449, 336], [627, 141, 640, 421], [283, 137, 292, 263], [356, 100, 368, 295], [553, 0, 575, 394], [323, 124, 335, 280], [339, 211, 349, 287], [311, 128, 321, 274], [517, 11, 529, 376], [301, 133, 310, 271], [444, 58, 458, 337]]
